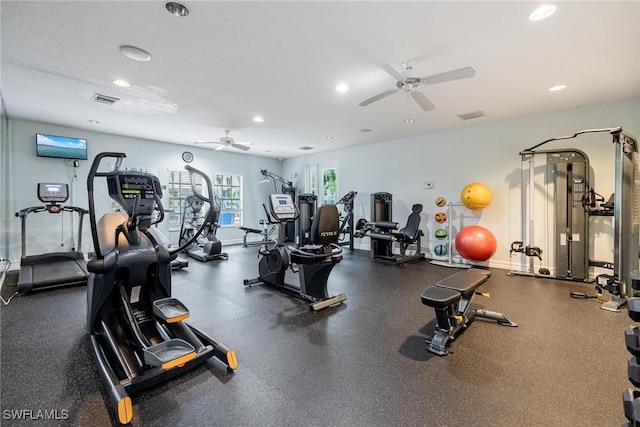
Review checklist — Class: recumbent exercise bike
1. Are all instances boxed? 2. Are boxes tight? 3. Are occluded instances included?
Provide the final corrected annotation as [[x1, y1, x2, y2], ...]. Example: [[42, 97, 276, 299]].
[[244, 194, 346, 312]]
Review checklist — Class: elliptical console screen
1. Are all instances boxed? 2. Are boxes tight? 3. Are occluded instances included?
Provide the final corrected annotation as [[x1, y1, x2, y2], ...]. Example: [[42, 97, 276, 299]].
[[270, 194, 296, 220], [37, 183, 69, 203], [107, 172, 162, 216]]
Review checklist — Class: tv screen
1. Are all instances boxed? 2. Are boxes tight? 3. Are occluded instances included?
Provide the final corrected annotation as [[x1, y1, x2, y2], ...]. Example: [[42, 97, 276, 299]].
[[36, 133, 88, 160]]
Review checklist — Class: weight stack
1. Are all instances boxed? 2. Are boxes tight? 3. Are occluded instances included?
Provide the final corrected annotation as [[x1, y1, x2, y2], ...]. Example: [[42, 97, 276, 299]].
[[622, 270, 640, 426]]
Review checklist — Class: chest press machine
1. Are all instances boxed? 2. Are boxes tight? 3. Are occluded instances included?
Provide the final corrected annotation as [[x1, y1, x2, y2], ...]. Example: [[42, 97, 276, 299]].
[[421, 269, 517, 356]]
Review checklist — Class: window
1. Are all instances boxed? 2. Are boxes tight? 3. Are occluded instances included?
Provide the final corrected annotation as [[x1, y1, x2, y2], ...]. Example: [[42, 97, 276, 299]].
[[305, 162, 338, 204], [214, 173, 242, 226], [167, 169, 203, 233], [322, 166, 338, 204]]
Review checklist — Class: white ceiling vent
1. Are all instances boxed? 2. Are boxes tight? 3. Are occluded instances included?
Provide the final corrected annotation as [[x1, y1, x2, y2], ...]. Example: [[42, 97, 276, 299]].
[[91, 93, 120, 105], [299, 146, 314, 151], [457, 110, 484, 120]]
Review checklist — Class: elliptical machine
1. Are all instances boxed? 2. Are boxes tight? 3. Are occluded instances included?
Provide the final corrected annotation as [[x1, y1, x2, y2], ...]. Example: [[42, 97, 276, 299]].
[[86, 152, 237, 425], [179, 194, 228, 262], [244, 194, 346, 312]]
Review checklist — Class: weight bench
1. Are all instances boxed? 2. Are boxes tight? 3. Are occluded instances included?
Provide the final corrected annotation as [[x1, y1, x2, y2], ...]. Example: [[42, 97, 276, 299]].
[[239, 220, 276, 248], [421, 269, 517, 356]]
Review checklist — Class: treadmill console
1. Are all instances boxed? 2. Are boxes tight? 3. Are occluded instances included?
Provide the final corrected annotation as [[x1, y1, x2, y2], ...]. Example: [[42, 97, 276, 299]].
[[269, 194, 296, 221], [107, 172, 162, 216], [37, 183, 69, 204]]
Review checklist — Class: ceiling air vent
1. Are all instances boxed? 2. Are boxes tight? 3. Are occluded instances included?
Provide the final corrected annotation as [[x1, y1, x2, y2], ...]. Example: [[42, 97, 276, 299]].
[[91, 93, 120, 105], [457, 110, 484, 121], [299, 146, 314, 151]]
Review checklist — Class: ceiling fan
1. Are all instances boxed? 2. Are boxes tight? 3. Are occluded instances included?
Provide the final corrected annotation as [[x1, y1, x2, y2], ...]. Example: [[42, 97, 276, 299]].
[[193, 129, 251, 151], [358, 61, 476, 112]]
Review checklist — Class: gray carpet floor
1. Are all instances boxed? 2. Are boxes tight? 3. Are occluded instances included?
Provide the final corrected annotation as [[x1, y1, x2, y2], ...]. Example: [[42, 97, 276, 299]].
[[0, 245, 634, 426]]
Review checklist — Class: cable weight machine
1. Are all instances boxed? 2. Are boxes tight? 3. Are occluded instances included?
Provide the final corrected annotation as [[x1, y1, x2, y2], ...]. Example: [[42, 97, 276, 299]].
[[509, 127, 639, 311]]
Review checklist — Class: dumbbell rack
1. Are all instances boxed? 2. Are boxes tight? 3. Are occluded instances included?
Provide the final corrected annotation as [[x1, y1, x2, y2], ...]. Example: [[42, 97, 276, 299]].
[[430, 202, 470, 269], [623, 268, 640, 426]]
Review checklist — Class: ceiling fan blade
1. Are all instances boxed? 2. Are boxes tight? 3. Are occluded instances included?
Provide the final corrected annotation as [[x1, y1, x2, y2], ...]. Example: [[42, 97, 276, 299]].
[[214, 145, 225, 151], [378, 62, 405, 82], [230, 142, 251, 152], [358, 89, 398, 107], [421, 66, 476, 85], [410, 91, 435, 111], [193, 140, 219, 145]]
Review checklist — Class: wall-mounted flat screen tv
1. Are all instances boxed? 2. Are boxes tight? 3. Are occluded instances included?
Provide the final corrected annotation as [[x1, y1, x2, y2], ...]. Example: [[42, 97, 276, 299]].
[[36, 133, 88, 160]]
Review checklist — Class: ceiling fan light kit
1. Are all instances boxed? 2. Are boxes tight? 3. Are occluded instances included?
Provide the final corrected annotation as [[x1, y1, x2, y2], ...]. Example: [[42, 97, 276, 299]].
[[359, 63, 476, 112]]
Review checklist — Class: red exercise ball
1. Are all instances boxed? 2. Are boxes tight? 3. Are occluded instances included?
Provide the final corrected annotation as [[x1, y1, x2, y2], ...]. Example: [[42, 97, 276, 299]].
[[455, 225, 497, 261]]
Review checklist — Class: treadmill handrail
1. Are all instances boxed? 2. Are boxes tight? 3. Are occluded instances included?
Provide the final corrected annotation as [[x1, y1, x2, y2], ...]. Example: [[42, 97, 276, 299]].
[[15, 204, 88, 258]]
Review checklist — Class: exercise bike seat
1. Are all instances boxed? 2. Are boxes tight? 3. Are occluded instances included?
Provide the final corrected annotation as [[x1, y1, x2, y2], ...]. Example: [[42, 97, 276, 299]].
[[289, 204, 343, 265]]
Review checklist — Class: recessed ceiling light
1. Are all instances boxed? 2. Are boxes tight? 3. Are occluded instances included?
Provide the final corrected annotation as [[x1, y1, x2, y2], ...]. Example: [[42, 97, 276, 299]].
[[326, 136, 334, 140], [336, 83, 349, 92], [165, 1, 190, 17], [529, 4, 557, 21], [88, 119, 100, 124], [404, 119, 414, 124], [549, 84, 567, 92], [119, 45, 152, 62], [253, 116, 264, 123], [360, 128, 372, 133], [113, 79, 131, 87]]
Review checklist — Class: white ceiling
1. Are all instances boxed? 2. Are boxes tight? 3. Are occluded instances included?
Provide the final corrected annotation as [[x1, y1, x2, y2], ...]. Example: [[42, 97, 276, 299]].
[[2, 1, 639, 159]]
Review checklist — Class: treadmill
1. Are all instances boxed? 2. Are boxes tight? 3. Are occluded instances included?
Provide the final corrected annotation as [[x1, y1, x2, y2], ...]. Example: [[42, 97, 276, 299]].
[[15, 183, 89, 293]]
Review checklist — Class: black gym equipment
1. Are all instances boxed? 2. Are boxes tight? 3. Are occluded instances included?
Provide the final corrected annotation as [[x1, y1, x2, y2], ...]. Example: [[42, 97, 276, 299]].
[[336, 190, 357, 251], [14, 182, 89, 293], [244, 194, 346, 312], [259, 169, 296, 242], [509, 128, 638, 312], [421, 269, 517, 356], [239, 219, 277, 248], [178, 194, 228, 262], [86, 152, 237, 425], [355, 193, 425, 264], [297, 193, 317, 247], [622, 249, 640, 426]]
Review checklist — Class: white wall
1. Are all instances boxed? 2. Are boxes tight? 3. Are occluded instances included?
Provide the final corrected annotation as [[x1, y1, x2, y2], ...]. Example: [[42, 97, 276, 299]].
[[283, 97, 640, 271], [2, 119, 282, 263]]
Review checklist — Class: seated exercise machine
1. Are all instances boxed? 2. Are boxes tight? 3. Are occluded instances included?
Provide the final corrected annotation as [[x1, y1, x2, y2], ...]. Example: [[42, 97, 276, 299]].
[[14, 182, 89, 293], [355, 193, 425, 265], [421, 269, 517, 356], [244, 194, 346, 312], [86, 152, 237, 424], [239, 220, 277, 248], [179, 194, 228, 262]]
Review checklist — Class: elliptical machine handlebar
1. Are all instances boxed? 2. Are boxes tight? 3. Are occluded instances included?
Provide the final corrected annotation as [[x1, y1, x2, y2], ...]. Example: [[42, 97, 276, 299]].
[[87, 152, 127, 259], [169, 164, 215, 256]]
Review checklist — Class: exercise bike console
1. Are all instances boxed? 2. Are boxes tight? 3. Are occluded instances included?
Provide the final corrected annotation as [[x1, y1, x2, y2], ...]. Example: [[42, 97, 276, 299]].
[[269, 194, 298, 221]]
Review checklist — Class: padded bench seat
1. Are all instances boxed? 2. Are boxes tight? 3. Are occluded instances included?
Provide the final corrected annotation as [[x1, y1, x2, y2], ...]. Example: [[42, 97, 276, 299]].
[[421, 269, 491, 307], [435, 269, 490, 293], [421, 286, 461, 308], [420, 268, 517, 356]]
